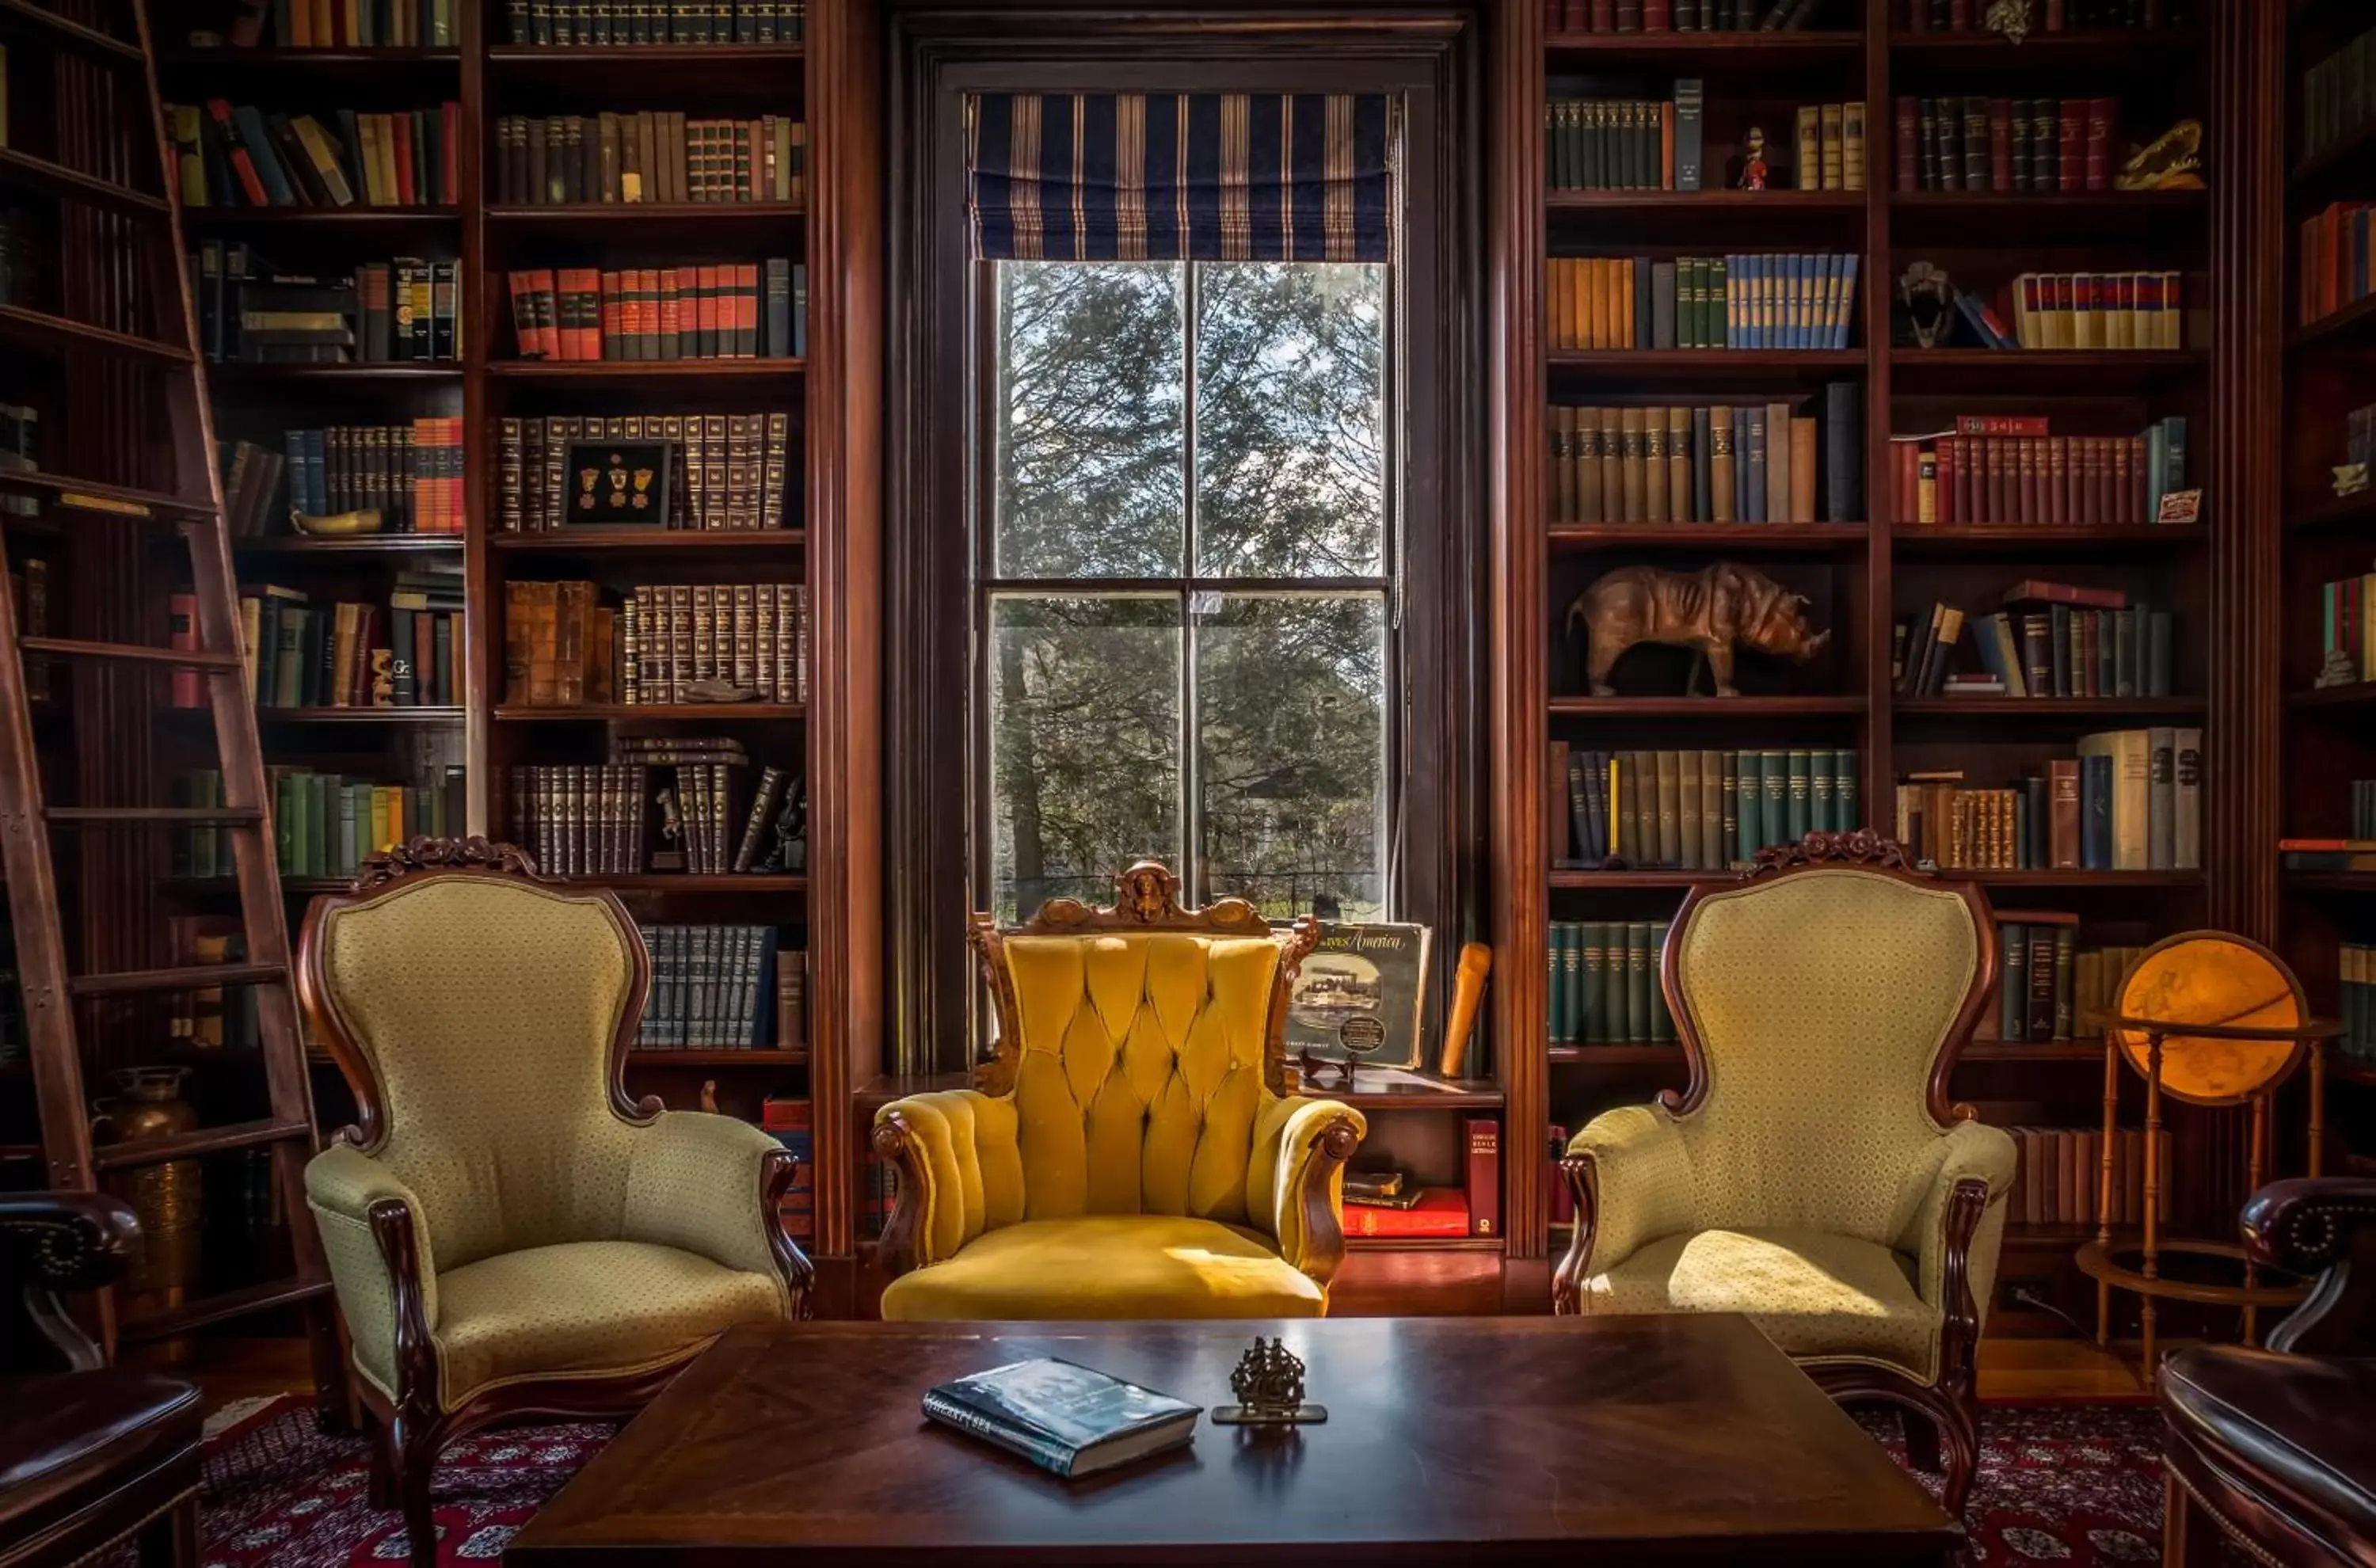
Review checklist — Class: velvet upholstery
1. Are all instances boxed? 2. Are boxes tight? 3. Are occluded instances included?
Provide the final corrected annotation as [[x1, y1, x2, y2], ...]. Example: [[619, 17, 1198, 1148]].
[[878, 911, 1363, 1322]]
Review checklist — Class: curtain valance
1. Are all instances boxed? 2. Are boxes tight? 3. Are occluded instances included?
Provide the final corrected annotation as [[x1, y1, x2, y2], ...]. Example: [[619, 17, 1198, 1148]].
[[966, 92, 1392, 263]]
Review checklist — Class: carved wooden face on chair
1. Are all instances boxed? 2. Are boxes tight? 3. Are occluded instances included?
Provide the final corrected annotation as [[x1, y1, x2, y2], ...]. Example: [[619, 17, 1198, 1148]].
[[1568, 561, 1830, 698]]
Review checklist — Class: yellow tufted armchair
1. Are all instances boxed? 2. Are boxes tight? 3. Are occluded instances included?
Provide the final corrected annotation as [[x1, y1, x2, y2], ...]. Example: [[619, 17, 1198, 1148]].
[[871, 862, 1367, 1321], [1552, 832, 2015, 1518], [297, 839, 811, 1568]]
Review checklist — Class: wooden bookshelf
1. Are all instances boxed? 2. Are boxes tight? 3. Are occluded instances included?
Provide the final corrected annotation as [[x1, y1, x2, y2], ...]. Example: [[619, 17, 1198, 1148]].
[[1498, 0, 2229, 1325], [158, 0, 874, 1299]]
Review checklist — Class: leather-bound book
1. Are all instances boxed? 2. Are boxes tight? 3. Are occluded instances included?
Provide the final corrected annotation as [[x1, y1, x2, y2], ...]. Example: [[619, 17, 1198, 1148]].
[[1709, 405, 1735, 521], [1746, 404, 1769, 523], [1690, 405, 1712, 521], [1894, 97, 1919, 190], [1620, 407, 1646, 522], [1655, 748, 1681, 866], [1822, 382, 1859, 522], [2058, 97, 2084, 190], [1666, 405, 1692, 518], [1988, 97, 2012, 190], [1464, 1118, 1501, 1237]]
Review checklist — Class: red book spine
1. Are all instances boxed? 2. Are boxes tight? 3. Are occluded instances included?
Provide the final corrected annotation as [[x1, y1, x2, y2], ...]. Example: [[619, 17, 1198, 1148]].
[[205, 101, 271, 207], [2048, 438, 2067, 526], [1955, 414, 2050, 437], [1590, 0, 1613, 29], [2045, 0, 2066, 29], [1643, 0, 1670, 29], [538, 270, 565, 361], [2085, 97, 2115, 192], [1937, 436, 1956, 525], [2022, 437, 2041, 526], [568, 268, 600, 361], [600, 270, 623, 360], [1896, 440, 1921, 523], [1990, 437, 2011, 524], [1563, 0, 1586, 28], [662, 268, 683, 356], [1906, 0, 1926, 32], [1342, 1189, 1472, 1239], [1949, 0, 1971, 27], [1989, 99, 2012, 192], [1959, 435, 1978, 523], [1465, 1117, 1501, 1239], [391, 112, 417, 205], [2058, 99, 2084, 192], [1545, 0, 1561, 30], [737, 262, 760, 356], [2092, 437, 2111, 526], [1894, 97, 1918, 191]]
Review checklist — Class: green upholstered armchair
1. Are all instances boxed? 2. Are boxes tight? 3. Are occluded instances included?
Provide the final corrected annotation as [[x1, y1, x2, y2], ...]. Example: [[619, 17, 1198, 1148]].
[[1553, 832, 2015, 1517], [298, 838, 810, 1568], [871, 861, 1366, 1321]]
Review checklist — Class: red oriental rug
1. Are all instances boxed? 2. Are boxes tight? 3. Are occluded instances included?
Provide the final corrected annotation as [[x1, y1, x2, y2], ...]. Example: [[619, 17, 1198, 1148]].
[[197, 1395, 2226, 1566]]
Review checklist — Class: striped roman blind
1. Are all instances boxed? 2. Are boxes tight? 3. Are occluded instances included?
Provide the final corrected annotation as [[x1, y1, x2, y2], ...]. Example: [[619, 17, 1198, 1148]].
[[966, 92, 1393, 262]]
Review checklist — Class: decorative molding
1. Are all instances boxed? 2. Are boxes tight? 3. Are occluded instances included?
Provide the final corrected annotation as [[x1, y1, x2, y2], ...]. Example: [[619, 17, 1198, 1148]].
[[1747, 829, 1916, 877], [348, 835, 543, 892]]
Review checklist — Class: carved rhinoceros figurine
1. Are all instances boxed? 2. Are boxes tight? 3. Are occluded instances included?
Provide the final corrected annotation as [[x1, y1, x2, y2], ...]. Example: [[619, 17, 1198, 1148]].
[[1565, 561, 1830, 698]]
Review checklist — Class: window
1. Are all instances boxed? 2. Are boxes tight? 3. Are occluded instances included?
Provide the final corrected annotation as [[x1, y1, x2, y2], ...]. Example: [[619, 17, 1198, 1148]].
[[979, 254, 1394, 922]]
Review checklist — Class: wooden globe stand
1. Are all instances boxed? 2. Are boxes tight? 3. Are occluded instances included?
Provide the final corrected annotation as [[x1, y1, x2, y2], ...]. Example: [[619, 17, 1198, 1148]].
[[2073, 931, 2341, 1371]]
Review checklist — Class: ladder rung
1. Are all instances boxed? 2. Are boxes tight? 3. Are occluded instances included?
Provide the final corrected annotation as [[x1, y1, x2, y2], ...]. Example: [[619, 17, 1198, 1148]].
[[0, 470, 215, 520], [119, 1274, 333, 1343], [0, 0, 143, 63], [17, 637, 242, 668], [92, 1116, 310, 1171], [44, 806, 265, 824], [0, 147, 168, 219], [0, 303, 194, 367], [70, 961, 285, 999]]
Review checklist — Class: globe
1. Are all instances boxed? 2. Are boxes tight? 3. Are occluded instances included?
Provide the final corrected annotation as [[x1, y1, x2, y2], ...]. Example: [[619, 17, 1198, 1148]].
[[2112, 934, 2306, 1106]]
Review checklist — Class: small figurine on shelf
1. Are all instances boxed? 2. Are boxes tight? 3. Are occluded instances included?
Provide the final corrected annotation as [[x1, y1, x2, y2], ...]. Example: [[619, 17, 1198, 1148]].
[[1737, 127, 1769, 191], [1567, 561, 1830, 698], [1982, 0, 2034, 45], [1213, 1338, 1327, 1426], [756, 774, 807, 873], [653, 785, 685, 871]]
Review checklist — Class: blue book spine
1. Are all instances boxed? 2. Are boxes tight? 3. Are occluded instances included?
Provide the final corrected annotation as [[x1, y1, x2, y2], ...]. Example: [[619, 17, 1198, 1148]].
[[1835, 748, 1859, 832], [2163, 415, 2187, 499], [1798, 254, 1815, 349], [1835, 254, 1859, 349], [306, 429, 329, 516], [230, 105, 298, 205]]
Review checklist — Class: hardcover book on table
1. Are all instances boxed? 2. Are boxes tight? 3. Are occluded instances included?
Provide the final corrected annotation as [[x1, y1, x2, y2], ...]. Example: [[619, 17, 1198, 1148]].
[[921, 1359, 1200, 1479], [1282, 922, 1433, 1070]]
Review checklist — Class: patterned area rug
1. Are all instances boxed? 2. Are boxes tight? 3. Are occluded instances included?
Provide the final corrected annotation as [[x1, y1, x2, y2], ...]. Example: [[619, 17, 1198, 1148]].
[[197, 1395, 2209, 1566]]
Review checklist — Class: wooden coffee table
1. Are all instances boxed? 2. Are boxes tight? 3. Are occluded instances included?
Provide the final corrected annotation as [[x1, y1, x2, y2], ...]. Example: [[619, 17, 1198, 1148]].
[[505, 1315, 1960, 1566]]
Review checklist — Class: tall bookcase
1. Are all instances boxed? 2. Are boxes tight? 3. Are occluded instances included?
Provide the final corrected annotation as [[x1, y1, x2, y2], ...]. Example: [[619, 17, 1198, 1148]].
[[2279, 0, 2376, 1180], [1491, 0, 2254, 1330], [149, 0, 884, 1311]]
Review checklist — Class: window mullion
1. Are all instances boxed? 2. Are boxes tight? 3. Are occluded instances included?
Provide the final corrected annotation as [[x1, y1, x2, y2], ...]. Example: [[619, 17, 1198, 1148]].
[[1181, 263, 1202, 904]]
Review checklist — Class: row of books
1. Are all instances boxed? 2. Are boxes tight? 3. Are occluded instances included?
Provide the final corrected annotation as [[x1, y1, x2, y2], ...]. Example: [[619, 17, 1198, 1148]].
[[2340, 945, 2376, 1061], [506, 744, 799, 876], [2297, 202, 2376, 331], [237, 574, 465, 710], [505, 0, 806, 45], [1546, 922, 1676, 1045], [201, 0, 457, 47], [500, 580, 809, 706], [166, 917, 259, 1052], [1547, 390, 1860, 525], [1891, 417, 2190, 527], [1893, 733, 2204, 873], [220, 441, 287, 540], [169, 102, 459, 211], [498, 413, 793, 533], [1788, 103, 1869, 193], [2302, 21, 2376, 166], [281, 421, 466, 535], [763, 1098, 814, 1242], [1546, 253, 1859, 352], [1898, 597, 2175, 702], [194, 243, 462, 363], [1341, 1120, 1500, 1239], [172, 765, 466, 882], [1549, 744, 1862, 870], [2351, 782, 2376, 843], [2346, 404, 2376, 478], [2282, 838, 2376, 873], [2317, 575, 2376, 687], [1544, 97, 1692, 193], [493, 114, 805, 207], [1544, 1, 1830, 29], [505, 262, 804, 361], [1992, 919, 2143, 1043], [636, 927, 792, 1050], [1895, 97, 2119, 195], [2000, 271, 2185, 352], [1902, 0, 2188, 27], [2008, 1128, 2168, 1231]]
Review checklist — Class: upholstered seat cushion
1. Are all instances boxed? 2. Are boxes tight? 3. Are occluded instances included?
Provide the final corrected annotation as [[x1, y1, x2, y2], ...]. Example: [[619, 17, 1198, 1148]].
[[877, 1216, 1327, 1322], [1580, 1227, 1941, 1380], [432, 1239, 782, 1406]]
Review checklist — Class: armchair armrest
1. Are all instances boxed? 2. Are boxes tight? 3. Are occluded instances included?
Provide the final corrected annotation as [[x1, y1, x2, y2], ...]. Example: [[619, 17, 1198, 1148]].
[[624, 1111, 813, 1316], [1891, 1119, 2014, 1391], [0, 1191, 142, 1370], [1553, 1106, 1694, 1314], [1246, 1096, 1366, 1284], [871, 1090, 1025, 1277], [306, 1144, 437, 1399], [2243, 1177, 2376, 1354]]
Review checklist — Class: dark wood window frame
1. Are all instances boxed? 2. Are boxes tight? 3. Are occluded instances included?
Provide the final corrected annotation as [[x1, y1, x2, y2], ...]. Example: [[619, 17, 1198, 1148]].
[[884, 6, 1487, 1076]]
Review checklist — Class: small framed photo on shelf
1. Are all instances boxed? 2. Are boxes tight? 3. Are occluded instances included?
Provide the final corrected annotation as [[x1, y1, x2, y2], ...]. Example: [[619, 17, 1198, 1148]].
[[566, 439, 676, 526]]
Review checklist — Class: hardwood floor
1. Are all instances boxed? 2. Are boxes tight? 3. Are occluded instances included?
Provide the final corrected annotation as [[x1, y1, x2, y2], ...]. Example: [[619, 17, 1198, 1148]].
[[180, 1326, 2157, 1418]]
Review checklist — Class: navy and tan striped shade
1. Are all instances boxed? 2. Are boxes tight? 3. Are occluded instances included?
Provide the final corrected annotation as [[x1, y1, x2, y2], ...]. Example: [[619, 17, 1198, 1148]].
[[967, 93, 1392, 262]]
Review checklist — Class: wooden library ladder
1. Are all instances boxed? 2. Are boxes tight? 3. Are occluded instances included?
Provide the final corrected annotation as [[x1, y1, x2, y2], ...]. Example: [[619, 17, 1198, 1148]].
[[0, 0, 340, 1409]]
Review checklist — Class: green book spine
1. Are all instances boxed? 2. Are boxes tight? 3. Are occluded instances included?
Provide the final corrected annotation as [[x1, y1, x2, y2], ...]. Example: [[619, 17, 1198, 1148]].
[[1761, 749, 1787, 850], [1678, 750, 1703, 870], [274, 774, 296, 874], [2001, 922, 2027, 1042], [1546, 925, 1565, 1045], [1786, 748, 1812, 842], [1735, 748, 1761, 859], [1810, 752, 1836, 839], [1655, 748, 1681, 868], [1834, 748, 1859, 832], [1699, 748, 1723, 867], [1721, 750, 1740, 864], [1582, 923, 1606, 1043], [1648, 921, 1674, 1043], [1625, 921, 1652, 1044], [1561, 923, 1583, 1044], [2054, 926, 2075, 1042]]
